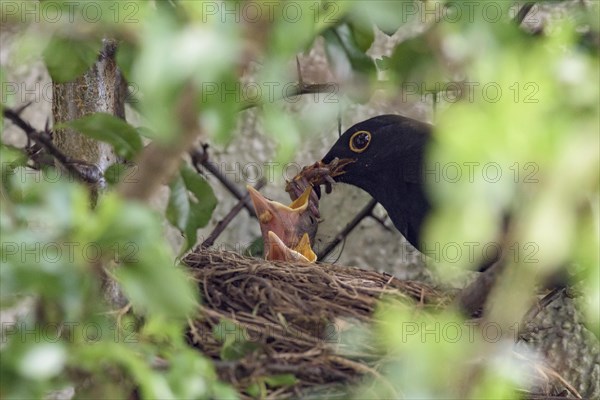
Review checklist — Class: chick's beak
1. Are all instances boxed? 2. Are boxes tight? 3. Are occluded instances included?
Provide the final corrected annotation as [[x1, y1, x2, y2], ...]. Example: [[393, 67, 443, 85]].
[[267, 231, 317, 263], [247, 185, 317, 252]]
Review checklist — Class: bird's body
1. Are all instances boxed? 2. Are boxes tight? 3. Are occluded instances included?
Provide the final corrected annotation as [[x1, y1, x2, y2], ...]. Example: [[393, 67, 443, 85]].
[[306, 114, 567, 315], [321, 114, 432, 251]]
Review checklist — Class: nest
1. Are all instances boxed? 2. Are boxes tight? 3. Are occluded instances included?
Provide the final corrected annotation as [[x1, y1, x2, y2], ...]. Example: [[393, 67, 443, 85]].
[[183, 248, 579, 399], [183, 248, 447, 398]]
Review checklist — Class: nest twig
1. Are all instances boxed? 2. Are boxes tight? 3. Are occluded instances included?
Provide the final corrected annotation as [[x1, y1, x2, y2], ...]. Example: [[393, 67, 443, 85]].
[[183, 248, 581, 399], [183, 248, 446, 398]]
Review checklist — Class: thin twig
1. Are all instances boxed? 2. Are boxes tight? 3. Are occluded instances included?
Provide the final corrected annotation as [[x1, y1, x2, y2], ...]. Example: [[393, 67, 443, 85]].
[[317, 199, 378, 260], [202, 178, 266, 248], [456, 256, 507, 317], [329, 355, 400, 398], [240, 82, 338, 111], [367, 214, 392, 232], [190, 145, 258, 218], [3, 107, 101, 184], [515, 2, 536, 25], [521, 287, 566, 329], [519, 393, 588, 400]]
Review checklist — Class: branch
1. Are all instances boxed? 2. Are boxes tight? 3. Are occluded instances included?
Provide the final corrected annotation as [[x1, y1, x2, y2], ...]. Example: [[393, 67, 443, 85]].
[[520, 286, 566, 328], [317, 198, 378, 260], [3, 107, 103, 184], [117, 89, 202, 202], [190, 144, 258, 218], [367, 214, 393, 232], [240, 57, 338, 111], [240, 82, 338, 111], [515, 2, 536, 26], [456, 257, 507, 317]]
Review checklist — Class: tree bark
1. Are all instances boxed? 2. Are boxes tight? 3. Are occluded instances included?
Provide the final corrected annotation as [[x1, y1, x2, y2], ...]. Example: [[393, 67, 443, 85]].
[[52, 38, 126, 203], [51, 38, 127, 308]]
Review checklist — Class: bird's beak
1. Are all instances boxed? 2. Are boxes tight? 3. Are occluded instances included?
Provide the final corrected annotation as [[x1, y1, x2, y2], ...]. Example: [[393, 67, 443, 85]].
[[247, 185, 317, 258], [266, 231, 316, 263], [318, 157, 356, 179]]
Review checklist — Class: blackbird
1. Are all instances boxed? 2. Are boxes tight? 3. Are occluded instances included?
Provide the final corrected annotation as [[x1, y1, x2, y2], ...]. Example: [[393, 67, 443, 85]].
[[320, 114, 433, 252], [288, 114, 572, 314], [311, 114, 509, 273]]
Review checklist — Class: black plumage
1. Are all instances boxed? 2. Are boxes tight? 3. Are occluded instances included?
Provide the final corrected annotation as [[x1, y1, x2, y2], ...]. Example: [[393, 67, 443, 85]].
[[321, 114, 432, 251]]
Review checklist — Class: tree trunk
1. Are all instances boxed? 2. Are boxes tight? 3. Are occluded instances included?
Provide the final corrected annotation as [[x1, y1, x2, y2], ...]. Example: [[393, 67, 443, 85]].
[[51, 38, 127, 308], [52, 38, 125, 203]]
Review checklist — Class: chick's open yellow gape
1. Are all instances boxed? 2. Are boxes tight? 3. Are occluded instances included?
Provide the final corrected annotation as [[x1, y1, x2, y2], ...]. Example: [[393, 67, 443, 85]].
[[247, 186, 318, 262]]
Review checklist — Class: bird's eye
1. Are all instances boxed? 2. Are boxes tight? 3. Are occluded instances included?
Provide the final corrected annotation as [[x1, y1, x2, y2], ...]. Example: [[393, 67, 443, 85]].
[[349, 130, 371, 153]]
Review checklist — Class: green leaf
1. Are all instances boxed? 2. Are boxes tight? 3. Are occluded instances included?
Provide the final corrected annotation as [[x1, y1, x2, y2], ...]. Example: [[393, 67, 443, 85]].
[[264, 374, 297, 388], [43, 36, 101, 83], [346, 1, 410, 35], [166, 173, 190, 231], [244, 236, 264, 258], [381, 32, 446, 89], [220, 336, 259, 361], [245, 382, 263, 398], [60, 113, 143, 159], [180, 166, 217, 228], [104, 163, 136, 186], [166, 166, 217, 254], [323, 23, 376, 75], [115, 40, 137, 82], [201, 72, 241, 144], [211, 382, 240, 400], [348, 22, 375, 52], [213, 319, 259, 361], [116, 252, 198, 321], [85, 194, 199, 320], [0, 67, 15, 107], [244, 374, 296, 399]]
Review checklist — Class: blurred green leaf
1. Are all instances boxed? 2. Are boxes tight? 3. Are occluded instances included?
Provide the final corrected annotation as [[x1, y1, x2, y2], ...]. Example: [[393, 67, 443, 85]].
[[60, 113, 143, 159], [81, 193, 199, 320], [345, 0, 411, 35], [180, 166, 217, 223], [115, 41, 137, 82], [166, 172, 190, 232], [323, 23, 376, 75], [167, 166, 217, 255], [213, 319, 259, 361], [211, 382, 240, 400], [132, 10, 240, 140], [245, 381, 263, 398], [0, 144, 28, 192], [244, 236, 264, 258], [200, 71, 239, 144], [264, 374, 297, 387], [245, 374, 296, 399], [115, 249, 198, 321], [104, 163, 136, 186], [1, 67, 15, 107], [43, 37, 101, 83], [348, 22, 375, 52], [381, 31, 446, 89], [220, 336, 259, 361]]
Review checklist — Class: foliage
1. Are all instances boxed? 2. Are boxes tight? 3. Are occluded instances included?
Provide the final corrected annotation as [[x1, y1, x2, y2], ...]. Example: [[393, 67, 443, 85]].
[[1, 0, 598, 399], [0, 154, 234, 398]]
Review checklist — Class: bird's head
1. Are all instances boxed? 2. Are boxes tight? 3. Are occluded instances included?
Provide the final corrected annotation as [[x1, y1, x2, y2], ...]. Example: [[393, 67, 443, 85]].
[[286, 114, 433, 250], [321, 114, 432, 192]]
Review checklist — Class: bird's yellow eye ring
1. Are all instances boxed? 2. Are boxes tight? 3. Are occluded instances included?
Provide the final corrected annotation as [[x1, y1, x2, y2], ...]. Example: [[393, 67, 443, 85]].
[[349, 130, 371, 153]]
